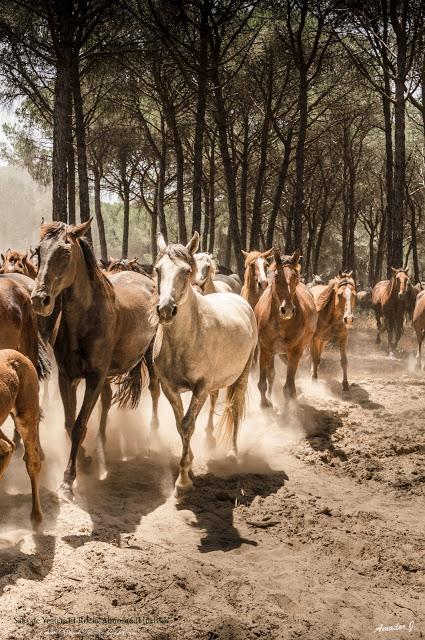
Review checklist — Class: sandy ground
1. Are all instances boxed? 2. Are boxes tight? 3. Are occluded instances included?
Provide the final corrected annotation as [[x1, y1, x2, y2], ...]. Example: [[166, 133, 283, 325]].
[[0, 318, 424, 640]]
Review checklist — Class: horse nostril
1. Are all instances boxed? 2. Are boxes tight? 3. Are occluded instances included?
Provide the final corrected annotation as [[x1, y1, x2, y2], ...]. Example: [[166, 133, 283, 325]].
[[43, 295, 51, 307], [156, 304, 160, 315], [172, 305, 178, 316], [280, 306, 286, 315]]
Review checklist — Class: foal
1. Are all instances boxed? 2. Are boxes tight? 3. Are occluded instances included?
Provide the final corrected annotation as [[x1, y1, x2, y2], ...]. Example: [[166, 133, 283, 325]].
[[0, 349, 43, 526], [310, 272, 357, 390]]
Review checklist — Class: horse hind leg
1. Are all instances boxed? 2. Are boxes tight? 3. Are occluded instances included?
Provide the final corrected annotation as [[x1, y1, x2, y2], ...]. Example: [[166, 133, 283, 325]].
[[216, 354, 251, 459], [258, 348, 274, 408], [206, 390, 219, 451], [96, 382, 112, 481], [0, 430, 15, 484], [145, 343, 160, 435], [175, 385, 208, 497]]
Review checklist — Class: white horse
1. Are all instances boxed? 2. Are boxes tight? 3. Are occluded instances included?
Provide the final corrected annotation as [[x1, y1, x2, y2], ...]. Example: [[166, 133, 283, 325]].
[[154, 232, 257, 496], [193, 252, 233, 294]]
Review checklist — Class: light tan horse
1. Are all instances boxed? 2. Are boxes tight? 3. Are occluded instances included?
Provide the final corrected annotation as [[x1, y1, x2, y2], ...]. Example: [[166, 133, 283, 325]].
[[154, 232, 257, 496], [193, 253, 232, 294], [241, 249, 273, 309], [0, 349, 43, 527], [310, 272, 357, 391], [255, 249, 317, 406]]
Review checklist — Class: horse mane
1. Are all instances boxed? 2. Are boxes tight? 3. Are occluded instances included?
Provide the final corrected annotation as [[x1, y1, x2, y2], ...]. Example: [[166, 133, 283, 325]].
[[157, 243, 197, 277], [195, 252, 216, 278], [243, 251, 263, 291], [315, 279, 337, 311]]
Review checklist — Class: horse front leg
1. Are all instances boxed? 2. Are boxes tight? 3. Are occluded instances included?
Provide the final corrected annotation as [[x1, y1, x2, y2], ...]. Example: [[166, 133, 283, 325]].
[[61, 372, 105, 497], [339, 331, 349, 391], [311, 336, 323, 381], [96, 381, 112, 481], [146, 342, 161, 434], [176, 385, 208, 497], [416, 329, 424, 370], [284, 346, 303, 399], [58, 370, 78, 438], [258, 348, 274, 408], [0, 430, 14, 484]]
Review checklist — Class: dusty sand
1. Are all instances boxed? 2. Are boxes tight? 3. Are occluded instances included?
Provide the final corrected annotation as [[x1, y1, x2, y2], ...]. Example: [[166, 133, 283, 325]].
[[0, 321, 424, 640]]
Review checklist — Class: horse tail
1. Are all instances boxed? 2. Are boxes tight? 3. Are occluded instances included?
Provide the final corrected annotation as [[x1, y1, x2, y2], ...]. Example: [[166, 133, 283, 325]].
[[214, 354, 251, 452], [36, 336, 51, 381], [113, 359, 149, 410]]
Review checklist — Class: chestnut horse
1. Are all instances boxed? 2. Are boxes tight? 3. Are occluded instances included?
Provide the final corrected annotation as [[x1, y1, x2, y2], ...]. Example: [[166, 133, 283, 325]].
[[0, 349, 43, 526], [193, 253, 232, 294], [371, 268, 410, 356], [154, 232, 257, 496], [255, 249, 317, 406], [413, 290, 425, 368], [31, 220, 157, 495], [310, 272, 357, 390], [241, 249, 273, 309], [0, 249, 37, 279]]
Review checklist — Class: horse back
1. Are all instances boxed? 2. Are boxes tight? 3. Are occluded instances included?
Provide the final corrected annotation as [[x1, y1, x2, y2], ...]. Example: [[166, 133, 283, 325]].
[[413, 292, 425, 332]]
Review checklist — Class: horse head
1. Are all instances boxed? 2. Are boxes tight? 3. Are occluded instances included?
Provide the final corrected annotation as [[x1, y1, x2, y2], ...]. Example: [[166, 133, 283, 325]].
[[336, 271, 356, 326], [31, 219, 92, 316], [272, 248, 302, 320], [242, 248, 273, 291], [391, 267, 409, 300], [155, 231, 199, 325], [193, 252, 215, 290]]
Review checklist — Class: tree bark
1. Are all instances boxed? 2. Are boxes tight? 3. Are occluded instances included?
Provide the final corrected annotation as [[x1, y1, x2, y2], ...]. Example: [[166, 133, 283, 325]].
[[266, 128, 292, 247], [71, 58, 91, 241], [52, 59, 69, 222], [93, 164, 107, 262]]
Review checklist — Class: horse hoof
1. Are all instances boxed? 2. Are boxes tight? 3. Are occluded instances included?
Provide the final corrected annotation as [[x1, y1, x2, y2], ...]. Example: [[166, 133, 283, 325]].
[[226, 449, 238, 463], [174, 479, 193, 499], [99, 470, 108, 481], [31, 514, 43, 532], [79, 455, 93, 472], [260, 399, 273, 409], [58, 483, 74, 502], [342, 382, 349, 392]]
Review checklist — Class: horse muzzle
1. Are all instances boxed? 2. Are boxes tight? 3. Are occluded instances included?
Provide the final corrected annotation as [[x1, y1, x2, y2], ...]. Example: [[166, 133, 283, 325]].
[[258, 279, 268, 291], [344, 315, 354, 326], [31, 289, 55, 316], [280, 305, 295, 319], [157, 301, 177, 325], [398, 291, 406, 300]]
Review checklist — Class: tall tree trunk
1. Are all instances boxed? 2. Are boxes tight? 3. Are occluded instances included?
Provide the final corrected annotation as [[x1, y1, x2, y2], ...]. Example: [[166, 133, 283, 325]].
[[72, 58, 91, 240], [122, 183, 130, 259], [93, 165, 107, 262], [66, 86, 75, 224], [157, 119, 168, 242], [292, 72, 308, 252], [211, 64, 244, 275], [202, 177, 210, 251], [192, 14, 209, 236], [150, 182, 158, 262], [164, 101, 187, 243], [52, 59, 69, 222], [239, 114, 249, 249], [249, 55, 274, 249], [266, 128, 292, 247], [208, 142, 216, 254]]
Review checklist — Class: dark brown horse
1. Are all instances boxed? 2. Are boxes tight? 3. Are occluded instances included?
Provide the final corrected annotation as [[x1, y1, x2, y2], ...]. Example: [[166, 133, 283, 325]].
[[0, 349, 43, 527], [241, 249, 273, 309], [310, 272, 357, 390], [0, 249, 37, 279], [255, 249, 317, 406], [371, 268, 410, 356], [31, 220, 157, 495]]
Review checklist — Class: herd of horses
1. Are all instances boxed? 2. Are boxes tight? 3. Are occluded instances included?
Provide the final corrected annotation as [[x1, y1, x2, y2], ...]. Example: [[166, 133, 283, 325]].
[[0, 221, 424, 528]]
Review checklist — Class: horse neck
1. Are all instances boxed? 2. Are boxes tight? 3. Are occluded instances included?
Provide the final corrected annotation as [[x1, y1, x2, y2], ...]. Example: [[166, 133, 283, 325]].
[[163, 283, 198, 340], [387, 274, 399, 301], [62, 245, 96, 313], [243, 262, 258, 297], [204, 269, 216, 294]]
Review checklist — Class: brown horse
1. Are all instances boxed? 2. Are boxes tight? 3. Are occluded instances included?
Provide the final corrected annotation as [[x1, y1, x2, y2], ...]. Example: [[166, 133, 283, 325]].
[[0, 249, 37, 279], [310, 272, 357, 391], [31, 220, 158, 495], [413, 290, 425, 369], [241, 249, 273, 309], [102, 257, 153, 279], [0, 349, 43, 526], [371, 268, 410, 356], [255, 249, 318, 406]]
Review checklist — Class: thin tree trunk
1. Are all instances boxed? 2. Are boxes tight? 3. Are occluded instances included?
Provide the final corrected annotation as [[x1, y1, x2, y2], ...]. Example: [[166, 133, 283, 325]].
[[192, 14, 209, 236], [66, 86, 75, 224], [157, 118, 168, 242], [72, 58, 91, 241], [292, 72, 308, 252], [93, 165, 107, 262], [122, 184, 130, 259], [52, 59, 69, 222], [266, 128, 292, 247], [208, 142, 216, 254], [240, 114, 249, 249]]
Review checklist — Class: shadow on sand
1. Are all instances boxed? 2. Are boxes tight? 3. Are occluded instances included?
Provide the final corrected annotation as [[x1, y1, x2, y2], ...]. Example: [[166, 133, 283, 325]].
[[176, 452, 288, 553]]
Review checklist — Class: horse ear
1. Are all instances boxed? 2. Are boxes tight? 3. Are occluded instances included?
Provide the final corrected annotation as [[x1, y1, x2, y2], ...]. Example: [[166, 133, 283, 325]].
[[23, 251, 28, 260], [348, 270, 353, 277], [157, 233, 167, 254], [241, 250, 249, 257], [186, 231, 200, 255], [391, 267, 397, 273], [69, 218, 92, 238], [1, 254, 4, 262], [292, 249, 302, 264], [273, 247, 282, 264], [99, 259, 108, 268], [405, 267, 409, 274], [262, 248, 273, 259]]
